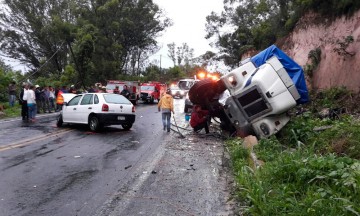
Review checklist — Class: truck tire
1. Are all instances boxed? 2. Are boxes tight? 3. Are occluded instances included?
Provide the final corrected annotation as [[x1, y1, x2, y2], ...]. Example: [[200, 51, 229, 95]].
[[188, 79, 218, 106]]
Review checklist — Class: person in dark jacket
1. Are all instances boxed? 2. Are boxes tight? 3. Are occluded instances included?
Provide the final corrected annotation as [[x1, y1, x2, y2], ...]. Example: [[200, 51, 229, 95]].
[[190, 104, 210, 134], [34, 85, 42, 113], [120, 85, 130, 99], [8, 81, 17, 107], [19, 83, 29, 121]]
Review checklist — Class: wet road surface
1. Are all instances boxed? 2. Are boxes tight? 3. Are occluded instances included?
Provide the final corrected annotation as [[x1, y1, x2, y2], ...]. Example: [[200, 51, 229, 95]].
[[0, 99, 234, 216]]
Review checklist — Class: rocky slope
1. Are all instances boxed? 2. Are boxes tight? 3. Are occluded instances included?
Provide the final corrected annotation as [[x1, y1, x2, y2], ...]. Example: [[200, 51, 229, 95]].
[[281, 10, 360, 91]]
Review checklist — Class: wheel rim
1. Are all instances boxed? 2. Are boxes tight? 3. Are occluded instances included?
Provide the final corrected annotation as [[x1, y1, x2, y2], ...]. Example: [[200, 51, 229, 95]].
[[90, 117, 98, 130]]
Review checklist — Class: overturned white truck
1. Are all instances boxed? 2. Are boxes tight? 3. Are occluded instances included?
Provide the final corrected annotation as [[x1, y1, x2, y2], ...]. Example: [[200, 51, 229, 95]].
[[188, 45, 309, 138]]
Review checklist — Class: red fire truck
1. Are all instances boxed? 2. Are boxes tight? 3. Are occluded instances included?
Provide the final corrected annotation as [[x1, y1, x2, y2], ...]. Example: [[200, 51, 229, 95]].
[[140, 82, 167, 103], [106, 80, 140, 105]]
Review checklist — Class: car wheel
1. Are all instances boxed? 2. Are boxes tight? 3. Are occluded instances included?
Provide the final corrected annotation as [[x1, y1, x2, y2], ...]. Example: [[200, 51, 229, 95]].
[[57, 114, 63, 127], [89, 116, 100, 131], [150, 97, 154, 104], [122, 123, 132, 130]]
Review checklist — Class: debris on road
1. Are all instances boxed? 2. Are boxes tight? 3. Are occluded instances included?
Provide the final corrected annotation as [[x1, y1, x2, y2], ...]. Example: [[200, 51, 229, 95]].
[[125, 165, 132, 170], [74, 156, 81, 158]]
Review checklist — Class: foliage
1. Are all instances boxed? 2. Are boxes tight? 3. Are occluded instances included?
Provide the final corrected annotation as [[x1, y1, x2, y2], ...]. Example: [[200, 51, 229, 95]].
[[167, 42, 194, 67], [304, 47, 322, 77], [0, 0, 171, 87], [0, 103, 21, 119], [333, 36, 355, 57], [0, 59, 24, 101], [226, 87, 360, 215], [206, 0, 360, 68]]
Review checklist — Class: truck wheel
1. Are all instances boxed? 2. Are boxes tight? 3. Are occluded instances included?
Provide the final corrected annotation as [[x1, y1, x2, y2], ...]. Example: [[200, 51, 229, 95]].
[[188, 79, 218, 106]]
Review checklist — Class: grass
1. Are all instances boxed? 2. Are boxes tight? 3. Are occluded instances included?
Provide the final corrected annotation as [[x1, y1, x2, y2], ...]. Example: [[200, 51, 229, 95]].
[[0, 102, 22, 119], [226, 88, 360, 215]]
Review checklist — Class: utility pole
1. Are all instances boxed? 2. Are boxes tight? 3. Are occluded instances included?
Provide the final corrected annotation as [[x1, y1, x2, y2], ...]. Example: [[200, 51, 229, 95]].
[[160, 54, 162, 71]]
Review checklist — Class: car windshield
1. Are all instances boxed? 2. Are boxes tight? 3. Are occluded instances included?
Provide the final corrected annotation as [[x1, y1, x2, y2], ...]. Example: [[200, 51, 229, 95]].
[[103, 94, 132, 104], [141, 86, 155, 91]]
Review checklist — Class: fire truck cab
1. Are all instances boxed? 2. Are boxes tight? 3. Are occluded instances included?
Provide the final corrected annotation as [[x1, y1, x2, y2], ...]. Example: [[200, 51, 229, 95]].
[[106, 80, 140, 105], [140, 82, 166, 103]]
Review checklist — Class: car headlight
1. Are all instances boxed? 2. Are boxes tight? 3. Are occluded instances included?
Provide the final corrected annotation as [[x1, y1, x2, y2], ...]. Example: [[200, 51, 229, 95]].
[[180, 90, 185, 95], [171, 90, 175, 94]]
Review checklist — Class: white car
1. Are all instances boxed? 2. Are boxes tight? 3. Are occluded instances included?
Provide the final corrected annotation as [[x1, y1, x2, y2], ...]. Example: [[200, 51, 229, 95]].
[[57, 93, 136, 131]]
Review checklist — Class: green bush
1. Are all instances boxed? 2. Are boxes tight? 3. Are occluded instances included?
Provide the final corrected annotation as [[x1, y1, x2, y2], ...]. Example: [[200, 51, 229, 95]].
[[226, 87, 360, 215]]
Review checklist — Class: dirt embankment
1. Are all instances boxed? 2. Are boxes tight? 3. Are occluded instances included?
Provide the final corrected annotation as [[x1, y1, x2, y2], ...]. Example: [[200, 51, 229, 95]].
[[280, 10, 360, 92]]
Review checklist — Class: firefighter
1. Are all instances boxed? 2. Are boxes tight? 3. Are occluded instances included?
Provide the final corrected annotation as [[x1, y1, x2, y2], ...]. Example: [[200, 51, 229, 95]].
[[158, 89, 174, 132], [56, 90, 64, 112], [190, 104, 210, 134], [113, 86, 120, 94]]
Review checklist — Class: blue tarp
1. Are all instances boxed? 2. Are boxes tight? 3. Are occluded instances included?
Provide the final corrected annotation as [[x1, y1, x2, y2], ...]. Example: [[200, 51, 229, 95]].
[[250, 45, 309, 104]]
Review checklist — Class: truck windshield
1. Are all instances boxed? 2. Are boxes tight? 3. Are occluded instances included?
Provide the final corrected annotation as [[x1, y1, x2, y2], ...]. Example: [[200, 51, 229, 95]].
[[141, 86, 155, 91], [178, 80, 195, 90], [106, 84, 116, 90]]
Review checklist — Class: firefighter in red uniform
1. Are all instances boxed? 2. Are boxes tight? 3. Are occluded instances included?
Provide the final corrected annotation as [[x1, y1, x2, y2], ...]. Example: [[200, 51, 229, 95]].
[[190, 104, 210, 134]]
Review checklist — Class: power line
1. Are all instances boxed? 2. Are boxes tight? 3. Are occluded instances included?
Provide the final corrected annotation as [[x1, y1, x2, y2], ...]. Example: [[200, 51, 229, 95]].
[[22, 41, 66, 81]]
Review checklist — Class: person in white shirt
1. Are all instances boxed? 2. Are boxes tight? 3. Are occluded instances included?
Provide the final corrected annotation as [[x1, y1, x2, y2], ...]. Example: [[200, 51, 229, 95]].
[[25, 86, 37, 122], [49, 86, 56, 112]]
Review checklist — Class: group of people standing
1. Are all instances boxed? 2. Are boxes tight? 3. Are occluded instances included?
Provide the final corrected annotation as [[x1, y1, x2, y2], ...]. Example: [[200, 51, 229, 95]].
[[18, 83, 58, 122]]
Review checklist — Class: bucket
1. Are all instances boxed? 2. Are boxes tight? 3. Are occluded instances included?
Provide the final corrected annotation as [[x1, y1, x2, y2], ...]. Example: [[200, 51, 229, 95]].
[[185, 113, 191, 121]]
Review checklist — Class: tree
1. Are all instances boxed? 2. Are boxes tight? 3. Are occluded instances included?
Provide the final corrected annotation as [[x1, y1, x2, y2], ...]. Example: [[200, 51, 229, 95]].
[[0, 0, 75, 77], [167, 43, 176, 66], [0, 0, 171, 87]]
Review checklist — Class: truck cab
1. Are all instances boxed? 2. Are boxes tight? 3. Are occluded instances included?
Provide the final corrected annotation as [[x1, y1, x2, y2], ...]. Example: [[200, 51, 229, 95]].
[[140, 82, 166, 103], [106, 80, 140, 105], [188, 45, 309, 139]]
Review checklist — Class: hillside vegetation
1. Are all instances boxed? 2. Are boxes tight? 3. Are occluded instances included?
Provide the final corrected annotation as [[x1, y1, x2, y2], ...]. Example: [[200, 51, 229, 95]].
[[226, 88, 360, 215], [206, 0, 360, 68]]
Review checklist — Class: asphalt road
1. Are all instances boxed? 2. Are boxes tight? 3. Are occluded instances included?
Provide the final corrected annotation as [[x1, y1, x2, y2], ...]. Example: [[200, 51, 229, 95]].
[[0, 99, 234, 216]]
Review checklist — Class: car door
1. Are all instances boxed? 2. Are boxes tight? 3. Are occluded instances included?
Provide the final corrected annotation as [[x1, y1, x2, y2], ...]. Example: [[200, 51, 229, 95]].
[[77, 94, 94, 123], [62, 95, 82, 123]]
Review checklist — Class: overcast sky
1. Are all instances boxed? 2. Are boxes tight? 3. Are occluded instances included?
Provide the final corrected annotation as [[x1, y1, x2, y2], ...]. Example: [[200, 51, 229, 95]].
[[150, 0, 224, 68]]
